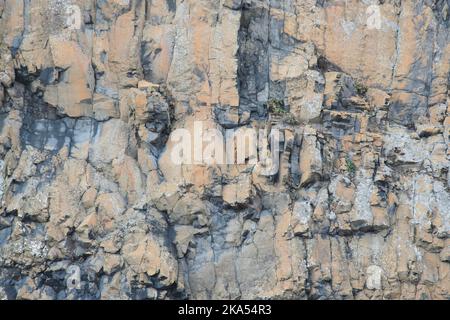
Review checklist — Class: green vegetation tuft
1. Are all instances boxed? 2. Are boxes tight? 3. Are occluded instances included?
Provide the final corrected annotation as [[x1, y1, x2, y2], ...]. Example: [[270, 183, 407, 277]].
[[267, 99, 300, 125], [355, 81, 368, 96], [268, 99, 287, 115], [345, 156, 356, 175]]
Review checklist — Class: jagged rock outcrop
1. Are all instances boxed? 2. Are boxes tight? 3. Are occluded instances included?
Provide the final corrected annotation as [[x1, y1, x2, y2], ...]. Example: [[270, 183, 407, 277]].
[[0, 0, 449, 300]]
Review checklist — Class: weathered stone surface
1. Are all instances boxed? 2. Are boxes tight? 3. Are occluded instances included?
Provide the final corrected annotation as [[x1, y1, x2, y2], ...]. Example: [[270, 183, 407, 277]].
[[0, 0, 448, 300]]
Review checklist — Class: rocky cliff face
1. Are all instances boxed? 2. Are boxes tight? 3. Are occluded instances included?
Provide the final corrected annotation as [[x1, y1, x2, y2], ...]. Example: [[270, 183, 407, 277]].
[[0, 0, 449, 300]]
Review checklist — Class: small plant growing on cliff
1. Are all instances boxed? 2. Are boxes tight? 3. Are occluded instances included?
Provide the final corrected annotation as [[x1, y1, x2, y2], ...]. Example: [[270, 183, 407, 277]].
[[268, 99, 286, 115], [267, 99, 300, 125], [345, 156, 356, 175], [355, 81, 368, 96]]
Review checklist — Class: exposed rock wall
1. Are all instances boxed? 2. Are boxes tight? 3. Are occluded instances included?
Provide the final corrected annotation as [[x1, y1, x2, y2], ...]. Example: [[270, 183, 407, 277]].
[[0, 0, 449, 299]]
